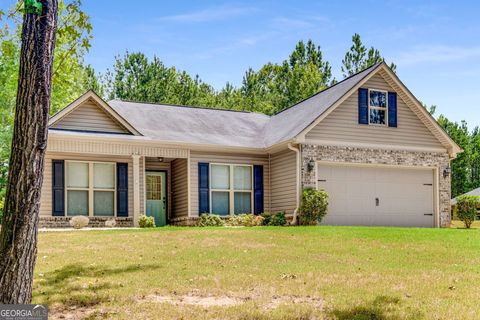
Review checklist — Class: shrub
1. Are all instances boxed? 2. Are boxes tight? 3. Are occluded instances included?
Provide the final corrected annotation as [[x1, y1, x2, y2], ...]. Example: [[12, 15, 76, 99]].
[[197, 214, 224, 227], [456, 195, 479, 228], [226, 214, 264, 227], [69, 216, 89, 229], [299, 188, 329, 225], [138, 215, 156, 228], [261, 212, 287, 226]]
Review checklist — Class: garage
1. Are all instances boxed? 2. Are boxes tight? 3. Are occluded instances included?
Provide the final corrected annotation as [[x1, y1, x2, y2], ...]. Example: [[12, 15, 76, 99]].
[[317, 163, 435, 227]]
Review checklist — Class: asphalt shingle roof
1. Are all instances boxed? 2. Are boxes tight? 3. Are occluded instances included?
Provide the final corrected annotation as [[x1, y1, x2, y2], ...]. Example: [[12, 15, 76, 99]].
[[451, 188, 480, 205], [106, 63, 382, 149]]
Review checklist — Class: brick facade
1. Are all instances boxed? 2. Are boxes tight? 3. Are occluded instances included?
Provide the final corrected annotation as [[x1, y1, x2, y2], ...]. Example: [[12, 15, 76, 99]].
[[39, 217, 134, 228], [301, 144, 452, 227]]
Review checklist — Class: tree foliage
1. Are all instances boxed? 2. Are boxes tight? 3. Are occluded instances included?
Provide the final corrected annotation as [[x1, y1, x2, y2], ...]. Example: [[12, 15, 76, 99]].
[[0, 0, 95, 201], [437, 116, 480, 198], [108, 40, 333, 115], [341, 33, 396, 77]]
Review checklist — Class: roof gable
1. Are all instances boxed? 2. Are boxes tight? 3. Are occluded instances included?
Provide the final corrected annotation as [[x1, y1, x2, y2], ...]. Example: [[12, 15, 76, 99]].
[[303, 73, 445, 151], [293, 63, 461, 157], [263, 63, 382, 147], [49, 91, 141, 135]]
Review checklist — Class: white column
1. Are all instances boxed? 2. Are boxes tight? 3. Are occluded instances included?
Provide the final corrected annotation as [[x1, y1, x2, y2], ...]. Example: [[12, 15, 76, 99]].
[[132, 154, 141, 227]]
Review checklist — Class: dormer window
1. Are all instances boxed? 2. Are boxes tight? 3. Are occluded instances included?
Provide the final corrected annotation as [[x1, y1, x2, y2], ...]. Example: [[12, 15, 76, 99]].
[[368, 89, 388, 125]]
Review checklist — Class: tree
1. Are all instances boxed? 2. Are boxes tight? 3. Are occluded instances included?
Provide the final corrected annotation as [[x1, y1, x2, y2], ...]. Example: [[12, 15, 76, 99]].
[[341, 33, 396, 77], [238, 39, 333, 114], [455, 195, 479, 228], [0, 0, 92, 208], [437, 116, 472, 197], [0, 0, 59, 304]]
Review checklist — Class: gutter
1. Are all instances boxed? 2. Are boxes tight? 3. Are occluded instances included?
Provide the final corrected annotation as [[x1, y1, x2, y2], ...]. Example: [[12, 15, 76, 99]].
[[287, 143, 302, 225]]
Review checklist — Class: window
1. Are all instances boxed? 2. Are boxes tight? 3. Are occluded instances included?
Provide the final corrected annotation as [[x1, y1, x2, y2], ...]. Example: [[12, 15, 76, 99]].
[[66, 161, 116, 216], [368, 89, 388, 125], [210, 164, 253, 215]]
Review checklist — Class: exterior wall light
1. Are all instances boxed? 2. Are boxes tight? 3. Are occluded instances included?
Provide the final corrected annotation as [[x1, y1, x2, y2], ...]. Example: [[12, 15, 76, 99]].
[[443, 166, 451, 178], [307, 159, 316, 172]]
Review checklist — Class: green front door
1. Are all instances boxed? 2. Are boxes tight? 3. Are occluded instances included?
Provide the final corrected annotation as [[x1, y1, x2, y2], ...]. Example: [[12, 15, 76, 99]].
[[146, 171, 167, 227]]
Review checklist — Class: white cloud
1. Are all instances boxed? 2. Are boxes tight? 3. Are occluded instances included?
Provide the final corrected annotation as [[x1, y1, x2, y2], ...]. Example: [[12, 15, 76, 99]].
[[158, 5, 255, 23], [395, 45, 480, 66]]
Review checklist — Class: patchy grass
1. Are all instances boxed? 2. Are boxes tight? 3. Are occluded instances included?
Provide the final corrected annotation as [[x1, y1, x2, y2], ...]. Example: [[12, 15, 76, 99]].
[[33, 226, 480, 319], [450, 219, 480, 229]]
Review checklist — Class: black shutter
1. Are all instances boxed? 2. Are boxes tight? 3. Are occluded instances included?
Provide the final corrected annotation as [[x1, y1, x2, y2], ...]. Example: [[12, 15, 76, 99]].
[[358, 88, 368, 124], [388, 92, 397, 127], [52, 160, 65, 216], [253, 165, 264, 215], [117, 163, 129, 217], [198, 163, 210, 215]]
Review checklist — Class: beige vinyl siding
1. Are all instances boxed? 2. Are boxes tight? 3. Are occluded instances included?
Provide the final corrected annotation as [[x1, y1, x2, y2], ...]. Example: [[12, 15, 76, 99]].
[[51, 99, 130, 134], [270, 149, 297, 214], [305, 74, 445, 150], [143, 159, 171, 218], [40, 152, 133, 217], [171, 159, 189, 218], [190, 151, 270, 217]]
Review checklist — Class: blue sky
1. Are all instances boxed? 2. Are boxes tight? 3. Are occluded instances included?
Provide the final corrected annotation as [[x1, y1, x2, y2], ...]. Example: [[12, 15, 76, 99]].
[[6, 0, 480, 127]]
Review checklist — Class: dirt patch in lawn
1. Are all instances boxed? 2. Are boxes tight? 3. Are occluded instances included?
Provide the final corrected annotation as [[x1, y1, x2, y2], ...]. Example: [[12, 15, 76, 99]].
[[138, 292, 324, 310], [49, 305, 115, 320], [264, 295, 324, 310], [139, 293, 244, 307]]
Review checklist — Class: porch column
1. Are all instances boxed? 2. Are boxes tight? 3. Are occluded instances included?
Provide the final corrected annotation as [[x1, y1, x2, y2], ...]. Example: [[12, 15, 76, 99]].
[[132, 154, 141, 227]]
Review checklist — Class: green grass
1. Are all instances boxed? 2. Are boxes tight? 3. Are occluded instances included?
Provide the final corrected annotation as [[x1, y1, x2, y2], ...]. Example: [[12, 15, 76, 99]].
[[33, 226, 480, 319]]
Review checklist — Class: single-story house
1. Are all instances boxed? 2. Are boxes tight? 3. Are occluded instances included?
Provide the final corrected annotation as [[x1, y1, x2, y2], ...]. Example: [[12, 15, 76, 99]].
[[40, 62, 461, 228]]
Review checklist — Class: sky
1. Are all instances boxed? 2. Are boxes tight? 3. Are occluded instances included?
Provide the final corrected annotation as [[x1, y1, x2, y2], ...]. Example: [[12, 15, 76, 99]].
[[5, 0, 480, 127]]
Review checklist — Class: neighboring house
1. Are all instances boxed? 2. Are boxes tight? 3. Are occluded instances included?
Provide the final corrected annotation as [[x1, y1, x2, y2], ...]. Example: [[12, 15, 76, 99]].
[[451, 188, 480, 219], [40, 62, 461, 228]]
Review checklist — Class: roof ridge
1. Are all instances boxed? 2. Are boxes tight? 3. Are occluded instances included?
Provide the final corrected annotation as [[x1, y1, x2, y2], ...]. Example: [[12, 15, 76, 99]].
[[110, 98, 270, 117]]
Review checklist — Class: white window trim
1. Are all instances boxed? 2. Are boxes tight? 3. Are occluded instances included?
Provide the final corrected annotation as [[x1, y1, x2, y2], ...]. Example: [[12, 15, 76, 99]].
[[209, 163, 254, 215], [368, 88, 388, 126], [65, 160, 117, 217]]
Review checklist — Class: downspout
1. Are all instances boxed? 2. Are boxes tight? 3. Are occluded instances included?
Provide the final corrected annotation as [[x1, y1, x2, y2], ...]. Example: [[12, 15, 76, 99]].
[[288, 143, 301, 225], [268, 153, 272, 213]]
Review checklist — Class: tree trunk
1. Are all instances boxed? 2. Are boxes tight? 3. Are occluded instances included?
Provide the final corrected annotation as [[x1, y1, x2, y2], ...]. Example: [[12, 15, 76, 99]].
[[0, 0, 58, 304]]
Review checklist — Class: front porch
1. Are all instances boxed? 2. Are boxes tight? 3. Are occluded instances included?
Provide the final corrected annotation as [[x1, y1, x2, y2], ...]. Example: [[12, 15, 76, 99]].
[[39, 135, 192, 227], [141, 156, 189, 227]]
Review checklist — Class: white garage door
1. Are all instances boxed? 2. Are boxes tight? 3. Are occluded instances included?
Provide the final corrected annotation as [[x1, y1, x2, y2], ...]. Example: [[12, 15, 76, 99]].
[[317, 163, 435, 227]]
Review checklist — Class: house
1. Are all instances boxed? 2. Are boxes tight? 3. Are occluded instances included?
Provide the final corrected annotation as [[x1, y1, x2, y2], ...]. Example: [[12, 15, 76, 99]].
[[40, 62, 461, 228]]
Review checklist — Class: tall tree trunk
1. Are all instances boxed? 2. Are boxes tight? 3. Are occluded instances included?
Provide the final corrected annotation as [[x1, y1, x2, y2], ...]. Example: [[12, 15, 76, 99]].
[[0, 0, 58, 304]]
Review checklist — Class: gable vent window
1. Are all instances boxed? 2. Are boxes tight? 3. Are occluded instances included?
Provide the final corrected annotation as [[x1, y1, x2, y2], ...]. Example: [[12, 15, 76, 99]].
[[369, 89, 388, 125]]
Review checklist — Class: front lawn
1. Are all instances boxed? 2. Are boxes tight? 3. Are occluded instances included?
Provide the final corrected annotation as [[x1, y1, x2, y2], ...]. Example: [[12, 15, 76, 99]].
[[34, 227, 480, 319]]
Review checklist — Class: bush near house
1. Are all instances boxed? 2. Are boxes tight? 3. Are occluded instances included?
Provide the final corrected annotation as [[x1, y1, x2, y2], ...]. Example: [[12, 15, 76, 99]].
[[138, 215, 156, 228], [69, 216, 89, 229], [298, 188, 329, 225], [197, 214, 224, 227], [261, 212, 287, 226], [456, 195, 479, 228], [226, 214, 264, 227]]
